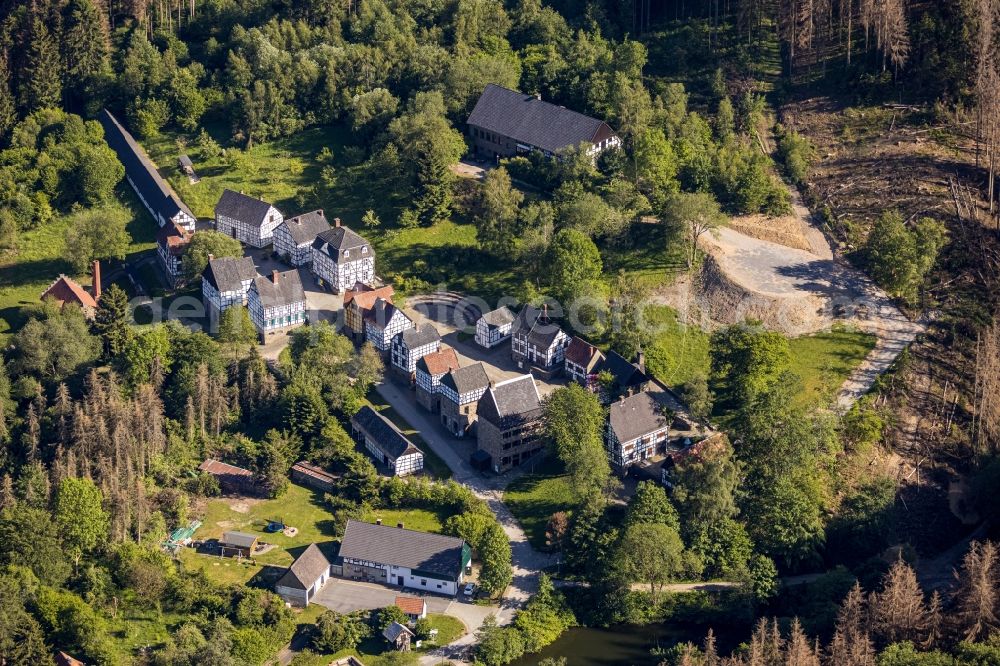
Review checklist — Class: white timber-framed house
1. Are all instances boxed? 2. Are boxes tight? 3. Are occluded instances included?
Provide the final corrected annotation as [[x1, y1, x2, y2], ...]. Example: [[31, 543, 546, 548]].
[[156, 221, 193, 288], [439, 363, 491, 438], [214, 189, 284, 248], [475, 306, 515, 348], [248, 269, 307, 340], [415, 347, 461, 412], [310, 222, 375, 293], [201, 256, 257, 330], [273, 210, 331, 267], [605, 387, 686, 471], [351, 406, 424, 476], [390, 324, 442, 377], [511, 306, 571, 377], [364, 299, 413, 353]]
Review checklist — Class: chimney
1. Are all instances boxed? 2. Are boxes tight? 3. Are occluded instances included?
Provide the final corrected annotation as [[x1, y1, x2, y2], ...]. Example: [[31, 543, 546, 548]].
[[272, 270, 280, 284], [318, 210, 325, 217], [208, 253, 215, 261], [376, 518, 382, 526], [92, 260, 101, 301], [334, 217, 341, 228], [635, 350, 646, 374], [397, 522, 404, 529]]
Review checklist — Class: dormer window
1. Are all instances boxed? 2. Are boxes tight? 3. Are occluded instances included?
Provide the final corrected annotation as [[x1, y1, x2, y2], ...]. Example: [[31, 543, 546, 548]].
[[362, 246, 368, 254], [344, 249, 350, 258]]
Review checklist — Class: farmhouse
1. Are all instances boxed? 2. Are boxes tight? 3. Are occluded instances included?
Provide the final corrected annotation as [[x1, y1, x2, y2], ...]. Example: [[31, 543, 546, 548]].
[[156, 221, 193, 288], [344, 283, 396, 341], [390, 324, 441, 378], [247, 269, 307, 340], [364, 299, 413, 353], [604, 386, 685, 471], [99, 109, 196, 231], [395, 595, 427, 622], [415, 347, 460, 412], [475, 374, 544, 473], [339, 519, 471, 596], [41, 263, 99, 317], [511, 306, 571, 378], [310, 221, 375, 293], [564, 336, 606, 388], [273, 210, 330, 267], [275, 543, 332, 606], [202, 256, 257, 329], [439, 363, 490, 438], [214, 189, 284, 248], [198, 458, 261, 495], [474, 306, 515, 348], [290, 460, 339, 492], [351, 406, 424, 476], [220, 531, 259, 557], [466, 84, 621, 160]]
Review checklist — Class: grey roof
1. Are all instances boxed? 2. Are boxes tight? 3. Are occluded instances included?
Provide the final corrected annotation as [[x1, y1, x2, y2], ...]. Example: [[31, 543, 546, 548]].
[[340, 519, 467, 580], [477, 374, 542, 428], [204, 256, 257, 293], [479, 306, 515, 328], [178, 154, 193, 168], [276, 543, 330, 590], [251, 270, 305, 308], [366, 299, 412, 330], [351, 406, 422, 459], [280, 210, 331, 245], [215, 189, 278, 227], [98, 109, 195, 222], [221, 531, 258, 548], [383, 622, 415, 643], [441, 363, 490, 396], [601, 351, 649, 389], [608, 388, 682, 444], [513, 306, 564, 351], [312, 226, 372, 264], [467, 84, 615, 154], [398, 324, 440, 350]]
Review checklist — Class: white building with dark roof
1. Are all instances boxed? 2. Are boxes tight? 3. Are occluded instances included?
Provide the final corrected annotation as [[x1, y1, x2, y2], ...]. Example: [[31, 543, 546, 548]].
[[475, 374, 544, 473], [310, 222, 375, 293], [564, 336, 606, 388], [351, 406, 424, 476], [439, 363, 491, 438], [511, 306, 570, 378], [214, 189, 283, 248], [247, 269, 307, 339], [275, 543, 332, 606], [201, 256, 258, 328], [155, 222, 192, 288], [364, 298, 413, 353], [273, 210, 331, 266], [338, 519, 471, 595], [605, 386, 685, 471], [391, 324, 441, 377], [475, 306, 515, 348], [466, 84, 621, 160]]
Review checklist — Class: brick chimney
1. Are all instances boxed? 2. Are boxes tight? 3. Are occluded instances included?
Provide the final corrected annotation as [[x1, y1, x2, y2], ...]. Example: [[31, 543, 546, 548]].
[[635, 350, 646, 374], [334, 217, 341, 228], [92, 260, 101, 301], [318, 210, 325, 217], [272, 270, 280, 283], [208, 253, 214, 261]]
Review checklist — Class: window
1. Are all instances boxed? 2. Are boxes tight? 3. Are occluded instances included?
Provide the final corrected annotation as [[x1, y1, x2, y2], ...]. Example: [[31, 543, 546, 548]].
[[344, 250, 350, 258], [362, 246, 367, 254], [420, 579, 427, 586]]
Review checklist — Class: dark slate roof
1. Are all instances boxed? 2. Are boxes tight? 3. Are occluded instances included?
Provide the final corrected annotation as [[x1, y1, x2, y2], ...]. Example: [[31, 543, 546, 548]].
[[467, 84, 615, 154], [312, 226, 372, 264], [215, 189, 278, 227], [276, 543, 330, 590], [280, 210, 331, 245], [601, 351, 650, 389], [565, 336, 604, 371], [513, 306, 564, 351], [252, 270, 305, 308], [477, 374, 542, 428], [178, 154, 193, 168], [383, 622, 415, 642], [204, 256, 257, 293], [608, 387, 683, 444], [441, 363, 490, 396], [221, 531, 258, 548], [340, 519, 466, 580], [351, 406, 422, 459], [479, 306, 515, 328], [98, 109, 195, 221], [399, 324, 440, 350], [366, 298, 412, 329]]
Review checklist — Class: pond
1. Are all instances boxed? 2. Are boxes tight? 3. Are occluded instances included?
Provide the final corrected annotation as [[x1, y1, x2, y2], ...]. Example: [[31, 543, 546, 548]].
[[510, 622, 747, 666]]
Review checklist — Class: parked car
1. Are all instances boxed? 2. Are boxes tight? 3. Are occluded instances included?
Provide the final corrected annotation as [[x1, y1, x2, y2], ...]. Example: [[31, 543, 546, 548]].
[[463, 583, 476, 596]]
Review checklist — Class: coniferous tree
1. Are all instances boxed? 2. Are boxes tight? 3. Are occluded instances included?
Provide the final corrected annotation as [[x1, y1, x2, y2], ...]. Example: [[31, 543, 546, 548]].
[[416, 151, 453, 226], [19, 7, 63, 111], [94, 284, 133, 358], [0, 54, 15, 138], [953, 540, 1000, 642], [62, 0, 110, 99]]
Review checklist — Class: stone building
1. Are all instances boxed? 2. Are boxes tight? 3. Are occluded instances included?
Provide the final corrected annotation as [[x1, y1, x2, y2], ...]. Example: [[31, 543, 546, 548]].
[[439, 363, 490, 438], [474, 374, 544, 473]]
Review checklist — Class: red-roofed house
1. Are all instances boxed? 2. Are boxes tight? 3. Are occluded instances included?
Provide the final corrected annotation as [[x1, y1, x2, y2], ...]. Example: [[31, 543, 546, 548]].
[[156, 221, 193, 287], [415, 346, 460, 412], [343, 282, 395, 341], [564, 336, 605, 388], [41, 261, 101, 318], [394, 595, 427, 622]]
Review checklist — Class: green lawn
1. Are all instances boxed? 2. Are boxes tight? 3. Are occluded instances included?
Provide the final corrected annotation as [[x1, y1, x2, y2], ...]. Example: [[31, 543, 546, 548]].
[[643, 304, 712, 390], [417, 614, 467, 651], [360, 507, 446, 534], [602, 222, 685, 291], [503, 458, 575, 550], [787, 326, 877, 407]]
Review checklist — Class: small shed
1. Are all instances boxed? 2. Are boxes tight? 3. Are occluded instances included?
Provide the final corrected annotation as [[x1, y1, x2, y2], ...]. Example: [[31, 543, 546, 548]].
[[178, 154, 193, 172], [290, 460, 339, 492], [220, 531, 259, 557], [383, 621, 415, 651], [394, 595, 427, 622], [199, 459, 262, 496]]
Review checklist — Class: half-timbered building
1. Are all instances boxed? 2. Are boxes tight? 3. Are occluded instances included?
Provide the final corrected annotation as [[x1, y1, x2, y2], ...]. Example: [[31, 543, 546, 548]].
[[564, 336, 606, 388], [351, 406, 424, 476], [474, 306, 515, 348], [511, 306, 570, 378], [214, 189, 284, 248], [390, 324, 441, 378], [202, 256, 257, 330], [604, 386, 684, 471], [415, 347, 460, 412], [247, 269, 307, 340], [439, 363, 490, 438], [156, 221, 193, 288], [364, 299, 413, 353], [310, 221, 375, 293], [344, 283, 396, 341], [273, 210, 331, 266]]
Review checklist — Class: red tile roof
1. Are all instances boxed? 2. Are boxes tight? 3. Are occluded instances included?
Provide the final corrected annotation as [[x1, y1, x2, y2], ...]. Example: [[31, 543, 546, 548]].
[[344, 283, 395, 310], [199, 458, 253, 477], [421, 347, 460, 376], [565, 336, 603, 369], [41, 275, 97, 310], [395, 595, 426, 615], [157, 221, 193, 256]]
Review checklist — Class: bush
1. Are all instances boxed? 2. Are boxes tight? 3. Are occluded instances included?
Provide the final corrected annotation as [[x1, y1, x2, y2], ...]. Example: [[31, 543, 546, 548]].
[[776, 124, 815, 185]]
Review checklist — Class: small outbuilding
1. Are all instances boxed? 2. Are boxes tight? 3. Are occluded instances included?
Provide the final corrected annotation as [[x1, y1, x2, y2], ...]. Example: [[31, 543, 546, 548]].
[[220, 531, 259, 557], [395, 595, 428, 622], [198, 458, 262, 495], [383, 621, 415, 651], [275, 543, 332, 606], [290, 460, 339, 492]]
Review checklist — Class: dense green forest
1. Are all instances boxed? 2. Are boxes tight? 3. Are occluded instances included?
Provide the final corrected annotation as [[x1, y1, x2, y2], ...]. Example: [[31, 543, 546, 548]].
[[0, 0, 999, 664]]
